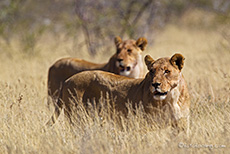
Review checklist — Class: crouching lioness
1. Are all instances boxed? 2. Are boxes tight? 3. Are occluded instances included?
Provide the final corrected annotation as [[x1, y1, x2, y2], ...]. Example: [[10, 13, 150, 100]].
[[47, 53, 190, 129], [48, 36, 147, 100]]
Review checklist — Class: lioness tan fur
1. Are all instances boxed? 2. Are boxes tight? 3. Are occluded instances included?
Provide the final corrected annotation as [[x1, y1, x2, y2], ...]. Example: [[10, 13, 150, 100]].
[[48, 36, 147, 100], [47, 53, 190, 129]]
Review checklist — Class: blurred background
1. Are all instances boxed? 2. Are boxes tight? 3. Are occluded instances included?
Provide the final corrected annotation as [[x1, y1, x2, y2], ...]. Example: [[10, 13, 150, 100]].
[[0, 0, 229, 57]]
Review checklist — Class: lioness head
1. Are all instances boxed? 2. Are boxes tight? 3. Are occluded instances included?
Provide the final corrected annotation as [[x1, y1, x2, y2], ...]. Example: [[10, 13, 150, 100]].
[[145, 54, 185, 101], [114, 36, 147, 76]]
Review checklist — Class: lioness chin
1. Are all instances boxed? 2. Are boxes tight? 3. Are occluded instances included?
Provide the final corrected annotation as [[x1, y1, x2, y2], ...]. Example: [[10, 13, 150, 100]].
[[48, 36, 147, 102], [47, 53, 190, 132]]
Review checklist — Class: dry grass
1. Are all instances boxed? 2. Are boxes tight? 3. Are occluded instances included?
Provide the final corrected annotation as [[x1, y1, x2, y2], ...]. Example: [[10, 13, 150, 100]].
[[0, 10, 230, 154]]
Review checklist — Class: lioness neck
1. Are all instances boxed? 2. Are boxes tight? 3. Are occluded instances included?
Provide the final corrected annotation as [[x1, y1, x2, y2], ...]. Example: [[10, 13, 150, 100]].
[[128, 54, 144, 78]]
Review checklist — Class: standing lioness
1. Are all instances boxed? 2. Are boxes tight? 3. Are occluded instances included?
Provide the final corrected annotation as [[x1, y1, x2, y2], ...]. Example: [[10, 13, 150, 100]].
[[48, 36, 147, 100], [47, 53, 190, 128]]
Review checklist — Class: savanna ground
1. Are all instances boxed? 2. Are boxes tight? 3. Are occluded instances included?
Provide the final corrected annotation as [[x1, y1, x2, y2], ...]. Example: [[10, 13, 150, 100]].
[[0, 9, 230, 153]]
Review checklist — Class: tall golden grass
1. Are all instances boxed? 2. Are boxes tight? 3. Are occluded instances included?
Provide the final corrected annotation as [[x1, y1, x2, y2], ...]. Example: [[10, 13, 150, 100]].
[[0, 9, 229, 153]]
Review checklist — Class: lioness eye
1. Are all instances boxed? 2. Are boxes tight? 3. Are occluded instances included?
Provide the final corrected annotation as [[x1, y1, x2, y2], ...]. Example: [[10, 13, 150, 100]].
[[164, 70, 170, 74], [127, 49, 132, 53], [117, 49, 121, 54]]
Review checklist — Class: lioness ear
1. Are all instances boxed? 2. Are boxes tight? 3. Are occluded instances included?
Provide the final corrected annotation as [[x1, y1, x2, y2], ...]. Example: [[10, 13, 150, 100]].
[[144, 55, 154, 70], [114, 36, 122, 47], [170, 53, 185, 71], [136, 37, 148, 51]]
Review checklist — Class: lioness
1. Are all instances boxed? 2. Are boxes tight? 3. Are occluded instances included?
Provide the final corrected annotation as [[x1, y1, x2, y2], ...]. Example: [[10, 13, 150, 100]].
[[47, 53, 190, 129], [48, 36, 147, 100]]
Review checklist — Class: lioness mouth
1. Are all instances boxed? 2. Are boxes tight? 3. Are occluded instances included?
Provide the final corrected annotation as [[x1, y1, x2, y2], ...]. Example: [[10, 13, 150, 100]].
[[154, 91, 168, 96]]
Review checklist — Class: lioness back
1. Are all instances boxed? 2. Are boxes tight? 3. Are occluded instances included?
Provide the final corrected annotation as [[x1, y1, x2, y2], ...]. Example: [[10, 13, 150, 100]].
[[48, 58, 106, 98], [62, 70, 142, 113]]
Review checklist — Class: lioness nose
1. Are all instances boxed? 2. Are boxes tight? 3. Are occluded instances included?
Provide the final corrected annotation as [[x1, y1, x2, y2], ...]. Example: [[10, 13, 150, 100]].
[[152, 83, 161, 88]]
